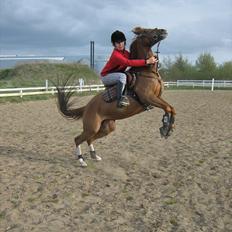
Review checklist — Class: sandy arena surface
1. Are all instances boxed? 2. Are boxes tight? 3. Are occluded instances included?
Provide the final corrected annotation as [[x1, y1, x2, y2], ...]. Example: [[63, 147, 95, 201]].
[[0, 90, 232, 232]]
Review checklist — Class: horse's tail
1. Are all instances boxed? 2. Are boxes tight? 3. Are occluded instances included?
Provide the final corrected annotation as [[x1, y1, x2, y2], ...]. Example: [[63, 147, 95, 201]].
[[56, 85, 85, 120]]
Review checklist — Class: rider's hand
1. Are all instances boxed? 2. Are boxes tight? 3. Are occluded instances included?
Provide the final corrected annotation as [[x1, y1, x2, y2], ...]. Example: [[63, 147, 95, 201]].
[[146, 56, 158, 65]]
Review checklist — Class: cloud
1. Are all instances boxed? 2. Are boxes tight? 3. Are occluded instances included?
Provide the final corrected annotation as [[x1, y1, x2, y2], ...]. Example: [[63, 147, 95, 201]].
[[0, 0, 231, 63]]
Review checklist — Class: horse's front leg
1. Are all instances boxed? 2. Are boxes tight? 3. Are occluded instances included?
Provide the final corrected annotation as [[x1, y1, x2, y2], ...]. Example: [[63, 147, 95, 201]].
[[157, 96, 176, 137], [141, 94, 176, 138], [135, 77, 176, 137], [160, 110, 175, 138]]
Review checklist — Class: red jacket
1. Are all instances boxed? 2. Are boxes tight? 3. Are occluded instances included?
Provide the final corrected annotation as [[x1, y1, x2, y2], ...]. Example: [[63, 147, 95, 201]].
[[101, 49, 146, 77]]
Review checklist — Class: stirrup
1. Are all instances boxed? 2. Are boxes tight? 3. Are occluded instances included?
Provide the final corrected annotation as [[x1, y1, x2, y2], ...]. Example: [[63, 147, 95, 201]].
[[117, 96, 129, 108]]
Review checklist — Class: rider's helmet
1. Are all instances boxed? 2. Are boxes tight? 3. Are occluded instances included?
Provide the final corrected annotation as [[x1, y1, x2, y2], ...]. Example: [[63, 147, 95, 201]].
[[111, 30, 126, 44]]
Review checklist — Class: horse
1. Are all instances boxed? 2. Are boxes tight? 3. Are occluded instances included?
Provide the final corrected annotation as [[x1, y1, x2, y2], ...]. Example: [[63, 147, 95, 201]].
[[56, 27, 176, 167]]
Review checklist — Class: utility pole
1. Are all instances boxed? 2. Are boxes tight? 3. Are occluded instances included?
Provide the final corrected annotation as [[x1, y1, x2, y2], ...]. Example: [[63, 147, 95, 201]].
[[90, 41, 94, 69]]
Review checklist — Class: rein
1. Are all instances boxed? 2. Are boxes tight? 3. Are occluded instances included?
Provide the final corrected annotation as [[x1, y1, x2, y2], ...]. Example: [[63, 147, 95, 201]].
[[137, 42, 163, 80], [144, 41, 161, 73], [142, 41, 162, 77], [155, 41, 161, 72]]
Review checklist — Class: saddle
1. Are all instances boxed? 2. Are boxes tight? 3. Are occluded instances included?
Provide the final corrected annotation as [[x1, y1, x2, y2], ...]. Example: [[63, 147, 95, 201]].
[[102, 72, 137, 103], [101, 72, 153, 111]]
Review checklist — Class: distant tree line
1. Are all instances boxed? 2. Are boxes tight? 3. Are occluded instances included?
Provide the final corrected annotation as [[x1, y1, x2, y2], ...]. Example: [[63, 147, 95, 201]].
[[159, 53, 232, 81]]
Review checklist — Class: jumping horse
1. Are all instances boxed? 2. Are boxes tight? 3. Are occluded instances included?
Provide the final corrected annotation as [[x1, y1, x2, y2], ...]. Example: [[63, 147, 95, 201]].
[[56, 27, 176, 167]]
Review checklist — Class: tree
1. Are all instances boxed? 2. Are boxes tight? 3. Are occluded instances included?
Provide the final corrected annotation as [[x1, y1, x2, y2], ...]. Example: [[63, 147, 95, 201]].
[[159, 56, 173, 80], [160, 52, 231, 81], [195, 53, 217, 79], [217, 61, 232, 80], [160, 54, 196, 80]]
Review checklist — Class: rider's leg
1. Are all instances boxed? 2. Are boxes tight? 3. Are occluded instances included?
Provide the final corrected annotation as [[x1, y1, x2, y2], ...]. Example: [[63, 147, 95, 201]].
[[101, 72, 129, 108], [116, 79, 129, 107]]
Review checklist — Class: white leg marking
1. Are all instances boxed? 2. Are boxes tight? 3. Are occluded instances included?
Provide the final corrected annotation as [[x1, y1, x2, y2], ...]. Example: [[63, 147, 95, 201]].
[[89, 144, 102, 161], [76, 145, 87, 167], [76, 145, 82, 156], [89, 144, 95, 152]]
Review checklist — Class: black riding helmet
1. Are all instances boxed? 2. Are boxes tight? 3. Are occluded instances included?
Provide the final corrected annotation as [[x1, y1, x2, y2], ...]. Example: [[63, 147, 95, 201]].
[[111, 30, 126, 44]]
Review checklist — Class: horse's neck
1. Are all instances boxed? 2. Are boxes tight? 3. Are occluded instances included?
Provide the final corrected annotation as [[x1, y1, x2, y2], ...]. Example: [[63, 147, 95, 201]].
[[130, 41, 160, 77], [130, 66, 151, 72], [130, 65, 159, 76]]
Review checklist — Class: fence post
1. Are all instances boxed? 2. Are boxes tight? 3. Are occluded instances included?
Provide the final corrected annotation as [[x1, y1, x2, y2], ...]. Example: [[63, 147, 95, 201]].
[[211, 78, 215, 91], [20, 89, 23, 98], [79, 78, 84, 92], [45, 80, 48, 92]]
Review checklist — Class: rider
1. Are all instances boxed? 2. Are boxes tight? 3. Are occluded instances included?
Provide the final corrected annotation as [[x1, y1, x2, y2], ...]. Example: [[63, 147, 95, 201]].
[[100, 30, 157, 108]]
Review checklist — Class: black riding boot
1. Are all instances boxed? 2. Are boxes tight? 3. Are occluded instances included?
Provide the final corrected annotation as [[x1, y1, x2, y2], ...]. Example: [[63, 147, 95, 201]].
[[116, 82, 129, 108]]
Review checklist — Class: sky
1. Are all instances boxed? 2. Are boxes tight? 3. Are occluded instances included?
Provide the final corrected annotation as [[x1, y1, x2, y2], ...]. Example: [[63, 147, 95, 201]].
[[0, 0, 231, 64]]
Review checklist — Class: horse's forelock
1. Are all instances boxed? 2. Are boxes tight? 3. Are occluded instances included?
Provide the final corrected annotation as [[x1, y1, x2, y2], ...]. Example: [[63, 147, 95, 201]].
[[129, 38, 139, 58], [132, 26, 144, 35]]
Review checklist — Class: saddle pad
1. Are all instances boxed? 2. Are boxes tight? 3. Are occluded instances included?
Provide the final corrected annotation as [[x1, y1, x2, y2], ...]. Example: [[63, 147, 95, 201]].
[[102, 85, 117, 103]]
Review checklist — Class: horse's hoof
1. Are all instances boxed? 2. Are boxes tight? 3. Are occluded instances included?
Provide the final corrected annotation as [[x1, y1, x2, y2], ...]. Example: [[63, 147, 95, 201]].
[[90, 151, 102, 161], [159, 126, 173, 139], [168, 128, 173, 137], [79, 159, 88, 167], [159, 127, 164, 137], [160, 126, 168, 138], [95, 155, 102, 161], [77, 155, 88, 167]]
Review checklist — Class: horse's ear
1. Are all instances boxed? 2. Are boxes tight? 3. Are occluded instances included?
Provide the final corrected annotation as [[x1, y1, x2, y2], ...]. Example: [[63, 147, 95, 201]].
[[132, 27, 144, 35]]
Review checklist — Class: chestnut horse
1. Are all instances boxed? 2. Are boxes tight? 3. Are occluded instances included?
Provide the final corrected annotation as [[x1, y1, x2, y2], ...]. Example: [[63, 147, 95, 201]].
[[56, 27, 176, 167]]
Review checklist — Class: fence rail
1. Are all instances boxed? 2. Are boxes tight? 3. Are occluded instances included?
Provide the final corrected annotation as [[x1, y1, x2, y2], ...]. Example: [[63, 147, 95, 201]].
[[176, 79, 232, 88], [0, 80, 231, 98]]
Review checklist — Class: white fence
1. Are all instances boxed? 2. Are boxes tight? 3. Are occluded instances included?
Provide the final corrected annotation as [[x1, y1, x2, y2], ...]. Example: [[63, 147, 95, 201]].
[[0, 79, 231, 98], [176, 79, 232, 90], [0, 84, 105, 98]]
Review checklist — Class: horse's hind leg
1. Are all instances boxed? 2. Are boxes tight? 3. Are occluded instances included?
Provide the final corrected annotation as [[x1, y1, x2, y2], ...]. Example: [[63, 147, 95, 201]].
[[74, 132, 93, 167], [75, 117, 102, 167], [86, 120, 116, 161]]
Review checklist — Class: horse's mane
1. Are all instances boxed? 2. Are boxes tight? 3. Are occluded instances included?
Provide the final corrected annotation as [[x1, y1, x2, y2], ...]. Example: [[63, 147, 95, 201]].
[[129, 26, 155, 58], [129, 38, 139, 59], [130, 35, 153, 60]]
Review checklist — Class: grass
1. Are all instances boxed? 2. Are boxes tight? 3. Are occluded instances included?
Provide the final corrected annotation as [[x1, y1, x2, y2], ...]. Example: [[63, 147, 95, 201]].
[[0, 211, 6, 220], [0, 62, 100, 88], [170, 217, 178, 226], [164, 198, 177, 205], [0, 62, 102, 103], [0, 94, 55, 103]]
